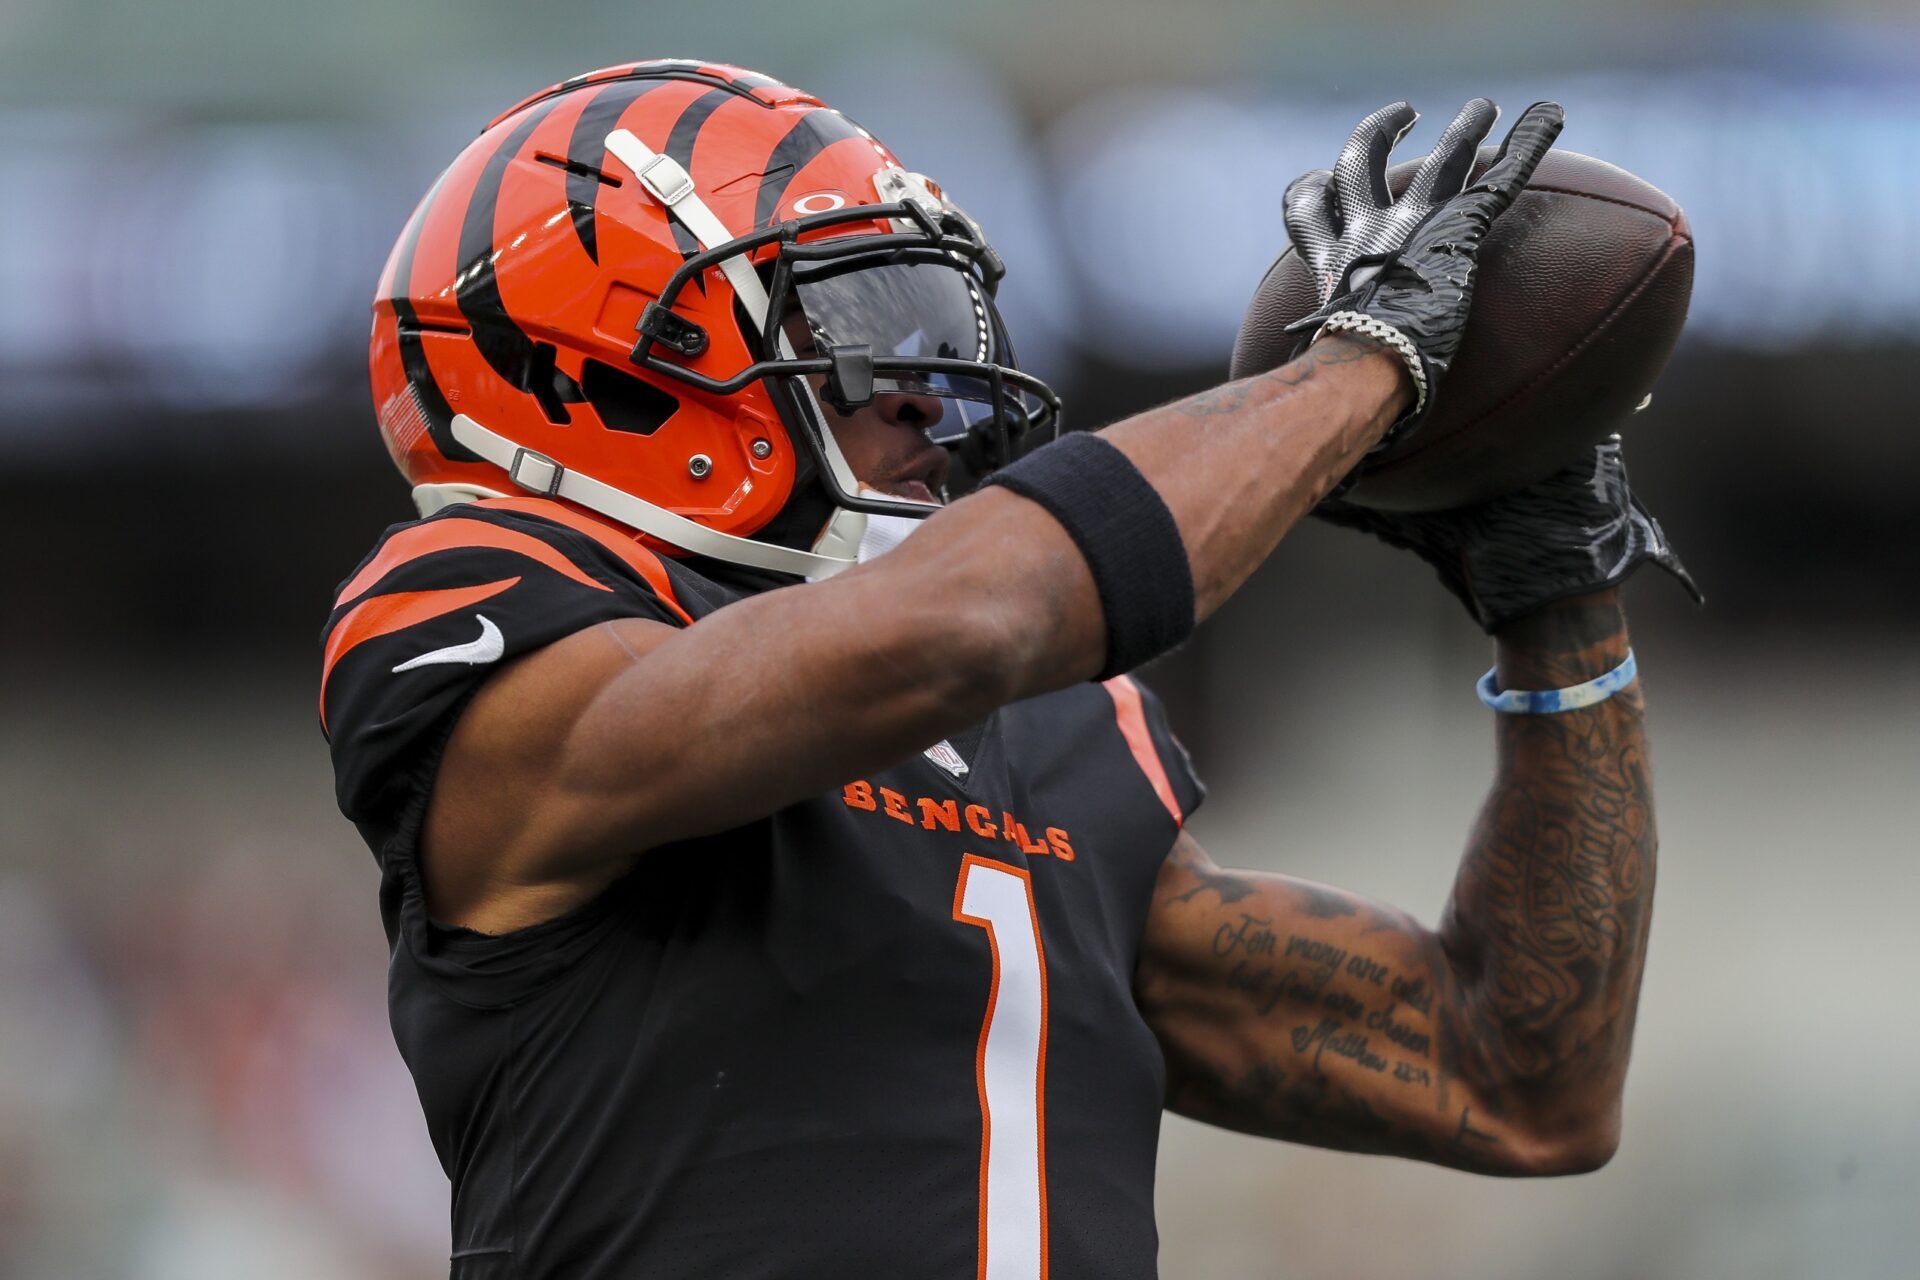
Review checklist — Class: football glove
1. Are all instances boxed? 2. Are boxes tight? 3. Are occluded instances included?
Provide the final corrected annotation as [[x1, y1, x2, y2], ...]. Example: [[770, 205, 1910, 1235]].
[[1283, 98, 1565, 441], [1315, 436, 1703, 633]]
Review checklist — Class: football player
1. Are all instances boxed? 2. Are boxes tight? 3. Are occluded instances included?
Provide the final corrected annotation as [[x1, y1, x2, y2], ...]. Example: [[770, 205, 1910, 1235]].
[[322, 62, 1692, 1279]]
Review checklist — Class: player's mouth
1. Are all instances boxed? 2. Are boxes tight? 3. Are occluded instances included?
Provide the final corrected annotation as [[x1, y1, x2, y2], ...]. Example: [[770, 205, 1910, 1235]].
[[878, 447, 949, 506]]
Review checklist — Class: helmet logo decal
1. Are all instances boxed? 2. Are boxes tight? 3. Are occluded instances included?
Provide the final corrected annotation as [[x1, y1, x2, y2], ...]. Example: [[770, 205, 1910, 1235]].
[[753, 109, 866, 228], [791, 191, 848, 215]]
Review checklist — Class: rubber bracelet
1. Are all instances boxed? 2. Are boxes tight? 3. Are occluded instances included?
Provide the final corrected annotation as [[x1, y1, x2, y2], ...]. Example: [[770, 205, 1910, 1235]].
[[1477, 649, 1637, 715]]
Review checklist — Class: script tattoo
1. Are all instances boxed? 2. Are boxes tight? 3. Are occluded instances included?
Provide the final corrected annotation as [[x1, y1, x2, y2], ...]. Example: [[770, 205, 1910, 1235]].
[[1141, 594, 1656, 1172], [1172, 334, 1389, 420], [1447, 596, 1652, 1086]]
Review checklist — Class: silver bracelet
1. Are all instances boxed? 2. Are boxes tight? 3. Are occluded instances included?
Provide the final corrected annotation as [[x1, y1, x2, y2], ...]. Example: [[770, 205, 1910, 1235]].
[[1316, 311, 1428, 418]]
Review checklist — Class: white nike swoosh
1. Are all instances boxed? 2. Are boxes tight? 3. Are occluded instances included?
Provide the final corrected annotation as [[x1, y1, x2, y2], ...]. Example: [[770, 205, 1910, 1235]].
[[392, 614, 505, 673]]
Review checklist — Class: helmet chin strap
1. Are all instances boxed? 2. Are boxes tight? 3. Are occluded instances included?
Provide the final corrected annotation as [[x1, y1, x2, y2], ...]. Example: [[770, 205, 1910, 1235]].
[[450, 413, 860, 579]]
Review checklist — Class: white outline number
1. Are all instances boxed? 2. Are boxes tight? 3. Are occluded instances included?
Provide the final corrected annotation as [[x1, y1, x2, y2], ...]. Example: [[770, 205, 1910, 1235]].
[[952, 854, 1050, 1280]]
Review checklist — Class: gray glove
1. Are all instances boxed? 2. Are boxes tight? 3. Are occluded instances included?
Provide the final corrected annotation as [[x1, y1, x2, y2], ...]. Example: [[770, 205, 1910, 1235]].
[[1284, 99, 1502, 305], [1316, 436, 1703, 633], [1283, 99, 1566, 442]]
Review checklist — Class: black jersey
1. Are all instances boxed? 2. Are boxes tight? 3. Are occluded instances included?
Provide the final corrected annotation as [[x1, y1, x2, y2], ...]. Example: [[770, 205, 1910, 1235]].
[[321, 498, 1204, 1280]]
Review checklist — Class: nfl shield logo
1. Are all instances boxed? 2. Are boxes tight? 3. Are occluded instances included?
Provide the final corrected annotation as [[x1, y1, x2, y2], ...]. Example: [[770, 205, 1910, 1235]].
[[923, 739, 969, 778]]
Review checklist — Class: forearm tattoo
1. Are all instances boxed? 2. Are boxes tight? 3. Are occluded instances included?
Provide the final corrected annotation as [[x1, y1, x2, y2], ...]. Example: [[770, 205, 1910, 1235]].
[[1144, 595, 1656, 1170], [1449, 595, 1653, 1089], [1171, 334, 1393, 421]]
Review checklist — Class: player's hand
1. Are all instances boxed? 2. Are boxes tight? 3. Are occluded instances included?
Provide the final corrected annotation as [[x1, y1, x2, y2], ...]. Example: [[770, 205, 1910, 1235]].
[[1283, 99, 1565, 440], [1315, 436, 1703, 633], [1284, 98, 1499, 304]]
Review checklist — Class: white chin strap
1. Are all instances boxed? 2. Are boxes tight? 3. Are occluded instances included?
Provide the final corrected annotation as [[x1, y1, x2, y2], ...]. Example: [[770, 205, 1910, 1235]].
[[451, 413, 865, 578]]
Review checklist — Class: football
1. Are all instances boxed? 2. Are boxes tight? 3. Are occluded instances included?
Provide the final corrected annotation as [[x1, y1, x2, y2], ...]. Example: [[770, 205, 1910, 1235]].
[[1230, 149, 1694, 510]]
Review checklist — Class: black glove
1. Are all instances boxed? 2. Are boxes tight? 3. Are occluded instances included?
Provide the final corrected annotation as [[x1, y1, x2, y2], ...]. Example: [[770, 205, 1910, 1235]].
[[1282, 99, 1566, 443], [1316, 436, 1703, 633]]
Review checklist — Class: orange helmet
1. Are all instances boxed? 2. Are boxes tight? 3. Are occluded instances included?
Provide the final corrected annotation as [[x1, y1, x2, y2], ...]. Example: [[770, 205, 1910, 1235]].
[[370, 59, 1059, 577]]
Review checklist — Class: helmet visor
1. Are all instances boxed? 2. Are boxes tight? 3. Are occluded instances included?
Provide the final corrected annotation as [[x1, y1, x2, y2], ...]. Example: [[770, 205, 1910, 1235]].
[[788, 257, 1047, 448], [794, 255, 997, 365]]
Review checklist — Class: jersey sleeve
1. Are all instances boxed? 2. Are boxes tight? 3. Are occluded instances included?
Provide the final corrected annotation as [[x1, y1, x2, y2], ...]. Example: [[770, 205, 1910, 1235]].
[[320, 500, 693, 832], [1102, 674, 1206, 827]]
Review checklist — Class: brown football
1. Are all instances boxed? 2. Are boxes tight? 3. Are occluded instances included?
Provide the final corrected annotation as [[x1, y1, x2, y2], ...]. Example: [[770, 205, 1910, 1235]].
[[1230, 149, 1693, 510]]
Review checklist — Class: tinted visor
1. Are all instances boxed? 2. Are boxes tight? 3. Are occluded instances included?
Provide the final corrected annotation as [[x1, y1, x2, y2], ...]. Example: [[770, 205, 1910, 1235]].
[[790, 257, 1045, 444]]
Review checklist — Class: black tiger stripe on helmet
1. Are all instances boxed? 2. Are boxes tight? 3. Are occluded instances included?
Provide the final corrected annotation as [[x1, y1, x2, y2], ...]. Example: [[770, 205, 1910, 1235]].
[[381, 166, 479, 463], [661, 86, 739, 262], [561, 78, 678, 264], [527, 59, 791, 124], [453, 96, 587, 425]]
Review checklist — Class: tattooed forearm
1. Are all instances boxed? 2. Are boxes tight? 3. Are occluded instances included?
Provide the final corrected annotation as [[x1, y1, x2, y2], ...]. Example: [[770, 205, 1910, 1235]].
[[1148, 858, 1472, 1157], [1172, 863, 1260, 906], [1173, 334, 1394, 420], [1443, 590, 1653, 1097], [1139, 589, 1656, 1174]]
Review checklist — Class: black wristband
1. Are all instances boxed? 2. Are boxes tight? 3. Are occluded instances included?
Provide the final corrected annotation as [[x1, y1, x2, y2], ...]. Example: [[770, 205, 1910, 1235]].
[[982, 432, 1195, 679]]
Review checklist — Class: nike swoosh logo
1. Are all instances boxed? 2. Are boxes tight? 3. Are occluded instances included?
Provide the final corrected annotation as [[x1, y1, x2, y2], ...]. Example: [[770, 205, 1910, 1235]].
[[392, 614, 504, 673]]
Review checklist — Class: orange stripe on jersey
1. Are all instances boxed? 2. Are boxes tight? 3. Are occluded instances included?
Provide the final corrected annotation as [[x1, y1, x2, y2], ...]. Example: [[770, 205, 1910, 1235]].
[[476, 497, 693, 624], [336, 516, 610, 609], [1102, 675, 1182, 825], [319, 578, 519, 731]]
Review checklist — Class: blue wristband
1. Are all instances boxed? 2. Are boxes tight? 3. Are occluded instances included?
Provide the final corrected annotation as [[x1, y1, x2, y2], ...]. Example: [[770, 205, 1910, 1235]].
[[1477, 649, 1637, 715]]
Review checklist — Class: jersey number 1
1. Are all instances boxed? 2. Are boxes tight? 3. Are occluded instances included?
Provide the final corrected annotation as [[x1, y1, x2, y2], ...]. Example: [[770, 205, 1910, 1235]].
[[952, 854, 1050, 1280]]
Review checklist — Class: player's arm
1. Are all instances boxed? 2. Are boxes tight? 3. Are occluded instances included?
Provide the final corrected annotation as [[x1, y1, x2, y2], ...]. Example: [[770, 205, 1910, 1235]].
[[1135, 590, 1652, 1175], [422, 101, 1565, 931], [425, 336, 1406, 929]]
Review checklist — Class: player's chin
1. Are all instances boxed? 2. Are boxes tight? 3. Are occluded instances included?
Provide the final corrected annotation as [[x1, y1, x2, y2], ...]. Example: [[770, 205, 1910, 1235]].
[[886, 479, 941, 505]]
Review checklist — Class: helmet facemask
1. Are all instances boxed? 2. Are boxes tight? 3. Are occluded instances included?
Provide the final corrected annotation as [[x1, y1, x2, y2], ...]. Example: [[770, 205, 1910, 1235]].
[[629, 195, 1061, 536]]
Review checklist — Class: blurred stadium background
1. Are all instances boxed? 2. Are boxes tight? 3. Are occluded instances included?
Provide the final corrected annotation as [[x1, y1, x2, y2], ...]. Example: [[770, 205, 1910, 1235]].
[[3, 1, 1917, 1276]]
